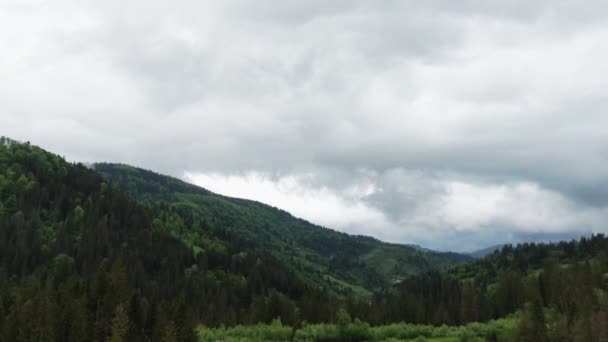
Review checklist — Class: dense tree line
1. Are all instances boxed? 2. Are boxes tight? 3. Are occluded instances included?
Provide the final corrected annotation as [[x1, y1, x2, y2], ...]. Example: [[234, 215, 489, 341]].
[[354, 235, 608, 340]]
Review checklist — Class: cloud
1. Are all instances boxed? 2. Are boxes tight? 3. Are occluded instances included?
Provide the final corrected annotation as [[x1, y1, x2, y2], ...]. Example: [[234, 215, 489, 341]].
[[184, 171, 383, 231], [185, 169, 607, 252], [2, 0, 608, 250]]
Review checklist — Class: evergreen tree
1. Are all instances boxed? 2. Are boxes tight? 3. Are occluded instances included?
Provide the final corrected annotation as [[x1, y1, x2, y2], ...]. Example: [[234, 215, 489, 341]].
[[517, 300, 548, 342], [109, 304, 131, 342], [160, 321, 177, 342], [336, 307, 352, 337], [460, 280, 476, 323]]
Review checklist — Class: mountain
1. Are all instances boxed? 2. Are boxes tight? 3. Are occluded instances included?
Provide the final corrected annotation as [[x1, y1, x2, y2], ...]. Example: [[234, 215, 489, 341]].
[[2, 137, 607, 341], [0, 138, 342, 340], [368, 236, 608, 335], [93, 163, 472, 295], [469, 244, 503, 258]]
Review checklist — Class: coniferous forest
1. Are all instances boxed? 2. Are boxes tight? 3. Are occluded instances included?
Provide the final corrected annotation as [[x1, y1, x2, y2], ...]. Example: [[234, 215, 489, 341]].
[[1, 138, 608, 341]]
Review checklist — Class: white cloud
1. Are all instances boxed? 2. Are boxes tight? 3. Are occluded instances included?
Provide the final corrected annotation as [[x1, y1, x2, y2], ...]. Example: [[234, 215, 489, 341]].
[[184, 171, 386, 233], [2, 0, 608, 250], [410, 181, 601, 233], [185, 170, 608, 251]]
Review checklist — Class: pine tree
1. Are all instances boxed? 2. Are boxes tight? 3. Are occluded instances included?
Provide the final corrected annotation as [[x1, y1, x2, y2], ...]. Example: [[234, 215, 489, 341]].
[[517, 300, 548, 342], [37, 283, 58, 342], [161, 321, 177, 342], [68, 299, 89, 342], [109, 304, 131, 342], [591, 310, 608, 342], [0, 297, 4, 341], [108, 258, 130, 307], [336, 307, 352, 337], [460, 280, 476, 323]]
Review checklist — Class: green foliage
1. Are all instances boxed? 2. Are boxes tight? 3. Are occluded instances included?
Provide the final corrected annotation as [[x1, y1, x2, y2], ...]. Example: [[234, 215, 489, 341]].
[[0, 139, 331, 340], [516, 300, 548, 342], [337, 308, 352, 326], [205, 316, 518, 341], [73, 205, 85, 224], [369, 233, 608, 333], [94, 162, 471, 296], [3, 138, 608, 342], [293, 322, 340, 341], [198, 319, 293, 342], [109, 304, 131, 342]]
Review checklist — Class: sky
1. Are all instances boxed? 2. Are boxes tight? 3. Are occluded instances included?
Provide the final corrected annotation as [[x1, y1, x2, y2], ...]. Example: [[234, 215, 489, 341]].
[[2, 1, 608, 252]]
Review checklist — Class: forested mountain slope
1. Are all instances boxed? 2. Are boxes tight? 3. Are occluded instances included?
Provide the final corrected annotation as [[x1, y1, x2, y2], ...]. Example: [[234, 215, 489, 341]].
[[192, 234, 608, 341], [0, 138, 342, 341], [2, 137, 607, 341], [359, 235, 608, 340], [94, 163, 471, 296], [469, 244, 504, 259]]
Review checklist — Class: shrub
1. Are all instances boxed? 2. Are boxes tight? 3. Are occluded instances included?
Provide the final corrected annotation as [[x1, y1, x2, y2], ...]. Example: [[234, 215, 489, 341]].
[[198, 319, 292, 341], [294, 323, 339, 341], [342, 319, 372, 341]]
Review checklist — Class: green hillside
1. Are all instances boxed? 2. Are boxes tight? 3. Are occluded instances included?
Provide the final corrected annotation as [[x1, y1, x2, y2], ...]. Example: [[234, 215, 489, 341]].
[[196, 235, 608, 341], [94, 163, 471, 296], [0, 138, 344, 340], [2, 138, 607, 341]]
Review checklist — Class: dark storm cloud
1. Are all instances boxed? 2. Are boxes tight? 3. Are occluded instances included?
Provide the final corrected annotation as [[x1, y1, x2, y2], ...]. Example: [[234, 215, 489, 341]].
[[2, 0, 608, 250]]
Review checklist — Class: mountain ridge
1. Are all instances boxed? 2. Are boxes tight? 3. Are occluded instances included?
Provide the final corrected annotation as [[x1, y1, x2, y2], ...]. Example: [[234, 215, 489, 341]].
[[469, 244, 504, 258], [93, 162, 473, 295], [3, 137, 607, 341]]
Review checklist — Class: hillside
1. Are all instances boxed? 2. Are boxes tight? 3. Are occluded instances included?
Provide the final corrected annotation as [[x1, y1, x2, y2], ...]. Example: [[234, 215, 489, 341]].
[[198, 235, 608, 341], [359, 235, 608, 340], [94, 163, 472, 295], [2, 138, 607, 341], [469, 244, 504, 259], [0, 138, 346, 341]]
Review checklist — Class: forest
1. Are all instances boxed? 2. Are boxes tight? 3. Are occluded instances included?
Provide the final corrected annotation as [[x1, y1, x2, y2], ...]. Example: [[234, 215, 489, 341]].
[[93, 162, 471, 297], [1, 137, 607, 341]]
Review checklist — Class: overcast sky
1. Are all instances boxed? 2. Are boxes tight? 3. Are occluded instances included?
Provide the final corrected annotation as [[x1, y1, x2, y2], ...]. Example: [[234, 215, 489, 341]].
[[2, 1, 608, 252]]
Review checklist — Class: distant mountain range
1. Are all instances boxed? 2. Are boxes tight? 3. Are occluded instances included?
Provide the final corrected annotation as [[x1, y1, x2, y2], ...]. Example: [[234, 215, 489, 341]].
[[469, 244, 504, 258]]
